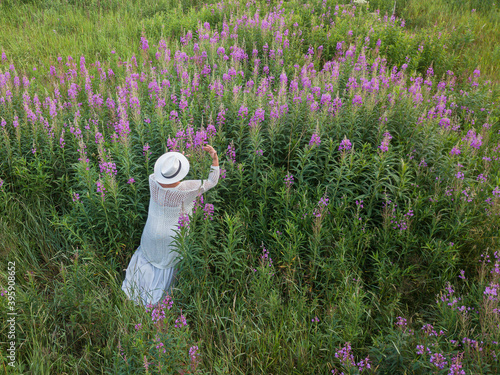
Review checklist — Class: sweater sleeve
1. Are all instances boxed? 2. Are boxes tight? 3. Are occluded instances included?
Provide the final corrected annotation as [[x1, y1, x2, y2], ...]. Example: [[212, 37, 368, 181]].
[[179, 166, 220, 203]]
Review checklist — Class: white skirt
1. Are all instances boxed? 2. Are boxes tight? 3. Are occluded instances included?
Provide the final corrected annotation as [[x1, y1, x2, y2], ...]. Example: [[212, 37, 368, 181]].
[[121, 246, 177, 307]]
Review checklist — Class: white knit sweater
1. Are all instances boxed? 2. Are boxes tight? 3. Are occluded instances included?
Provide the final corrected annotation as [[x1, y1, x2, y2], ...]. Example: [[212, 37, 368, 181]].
[[140, 166, 220, 269]]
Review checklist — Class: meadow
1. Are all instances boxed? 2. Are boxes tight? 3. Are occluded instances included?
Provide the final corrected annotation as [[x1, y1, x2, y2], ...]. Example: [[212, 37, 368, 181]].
[[0, 0, 499, 374]]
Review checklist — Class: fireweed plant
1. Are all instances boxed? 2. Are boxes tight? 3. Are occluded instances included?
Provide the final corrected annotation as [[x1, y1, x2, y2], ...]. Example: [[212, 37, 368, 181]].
[[0, 0, 499, 373]]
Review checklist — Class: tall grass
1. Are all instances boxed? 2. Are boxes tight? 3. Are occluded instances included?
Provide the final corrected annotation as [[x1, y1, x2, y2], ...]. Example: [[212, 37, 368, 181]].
[[372, 0, 500, 81], [1, 0, 499, 82]]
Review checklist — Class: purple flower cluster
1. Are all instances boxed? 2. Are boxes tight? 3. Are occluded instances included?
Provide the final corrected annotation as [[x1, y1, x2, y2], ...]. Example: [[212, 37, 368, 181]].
[[352, 95, 363, 106], [189, 345, 199, 363], [59, 133, 66, 148], [146, 294, 174, 324], [339, 137, 352, 151], [260, 245, 273, 267], [385, 200, 414, 232], [449, 353, 465, 375], [143, 143, 150, 157], [416, 345, 432, 355], [249, 108, 265, 128], [203, 203, 214, 220], [462, 128, 483, 149], [99, 160, 117, 178], [174, 312, 187, 328], [476, 174, 487, 183], [379, 132, 392, 152], [96, 179, 105, 199], [421, 323, 438, 337], [284, 173, 294, 187], [430, 353, 447, 369], [238, 105, 248, 118], [155, 336, 167, 354], [395, 316, 407, 327], [226, 143, 236, 164], [313, 195, 329, 218], [207, 124, 216, 138], [484, 282, 498, 301], [253, 243, 274, 275], [178, 213, 190, 229], [333, 342, 371, 374], [309, 133, 321, 147], [335, 342, 355, 367], [437, 281, 479, 315], [395, 316, 414, 335], [143, 356, 151, 370], [192, 194, 204, 214]]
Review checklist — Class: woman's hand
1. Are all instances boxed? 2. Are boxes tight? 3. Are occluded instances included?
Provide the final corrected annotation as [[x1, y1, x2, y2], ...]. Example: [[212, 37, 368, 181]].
[[203, 145, 219, 167], [202, 145, 217, 159]]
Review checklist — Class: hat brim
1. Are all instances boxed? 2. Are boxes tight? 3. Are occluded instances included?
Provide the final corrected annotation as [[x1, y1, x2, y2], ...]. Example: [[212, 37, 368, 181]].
[[154, 152, 190, 184]]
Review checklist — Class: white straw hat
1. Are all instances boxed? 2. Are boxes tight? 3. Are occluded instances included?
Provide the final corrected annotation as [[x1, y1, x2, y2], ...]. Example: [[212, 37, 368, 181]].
[[154, 152, 190, 184]]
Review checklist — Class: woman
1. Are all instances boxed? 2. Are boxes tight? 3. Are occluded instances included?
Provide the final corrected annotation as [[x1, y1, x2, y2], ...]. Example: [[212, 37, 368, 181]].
[[122, 145, 219, 306]]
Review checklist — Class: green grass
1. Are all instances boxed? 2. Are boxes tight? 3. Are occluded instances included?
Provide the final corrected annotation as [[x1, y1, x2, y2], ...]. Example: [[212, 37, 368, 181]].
[[0, 0, 216, 75], [1, 0, 499, 82], [400, 0, 500, 80]]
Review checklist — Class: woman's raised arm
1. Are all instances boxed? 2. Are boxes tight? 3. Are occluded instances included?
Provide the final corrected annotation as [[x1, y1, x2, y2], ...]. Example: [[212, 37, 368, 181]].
[[179, 145, 220, 202], [203, 145, 219, 167]]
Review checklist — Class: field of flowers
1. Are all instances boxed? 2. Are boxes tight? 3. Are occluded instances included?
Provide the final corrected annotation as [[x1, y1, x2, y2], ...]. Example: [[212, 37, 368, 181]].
[[0, 0, 499, 374]]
